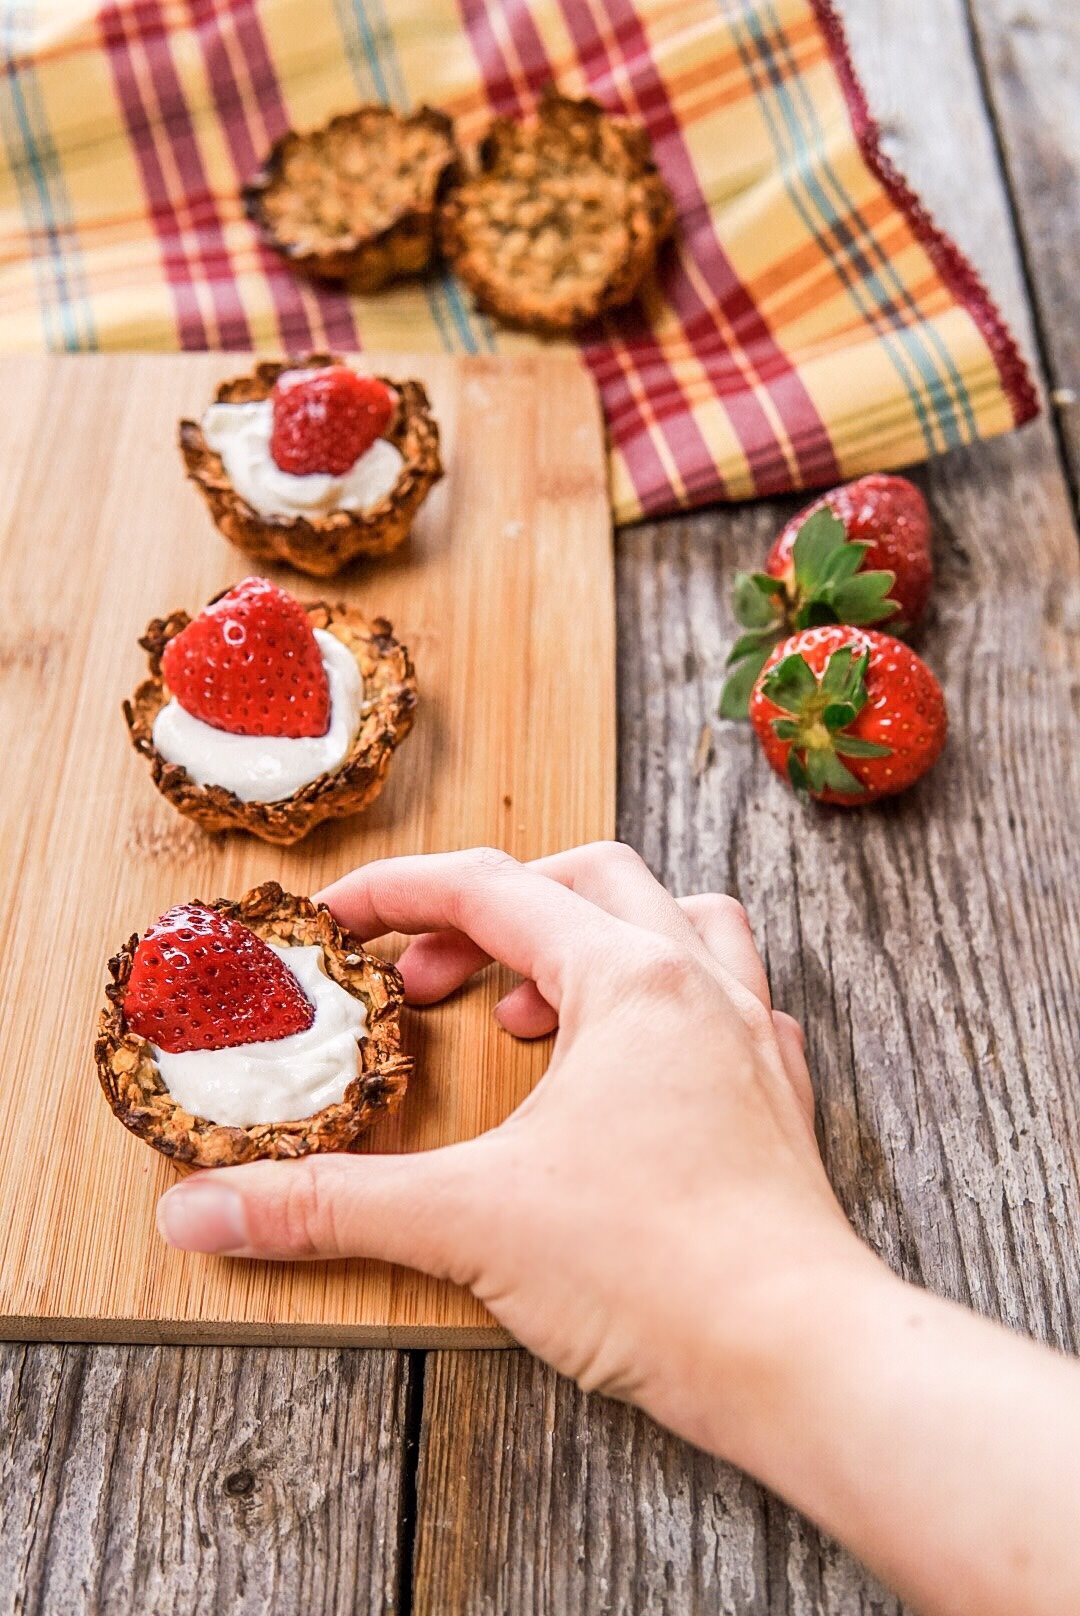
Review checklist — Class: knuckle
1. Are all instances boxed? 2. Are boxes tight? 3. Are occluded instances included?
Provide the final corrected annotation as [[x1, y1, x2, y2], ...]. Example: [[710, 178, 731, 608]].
[[631, 936, 696, 992], [593, 839, 644, 873], [280, 1160, 340, 1257], [685, 892, 751, 932], [773, 1009, 806, 1047], [467, 845, 518, 876], [739, 994, 774, 1041], [450, 847, 519, 930], [714, 894, 751, 931]]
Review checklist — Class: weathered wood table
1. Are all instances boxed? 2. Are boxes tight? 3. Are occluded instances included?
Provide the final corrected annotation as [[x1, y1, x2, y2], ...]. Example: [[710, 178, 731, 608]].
[[2, 1, 1077, 1610]]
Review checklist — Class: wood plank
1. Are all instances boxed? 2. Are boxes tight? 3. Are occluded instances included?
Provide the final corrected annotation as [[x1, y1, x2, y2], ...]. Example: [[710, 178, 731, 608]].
[[967, 0, 1080, 494], [0, 1341, 414, 1616], [0, 351, 613, 1347], [411, 1, 1080, 1609]]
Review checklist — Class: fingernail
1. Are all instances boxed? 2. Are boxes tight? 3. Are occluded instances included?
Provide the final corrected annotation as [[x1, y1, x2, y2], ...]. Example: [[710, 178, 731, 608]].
[[492, 994, 512, 1027], [157, 1181, 247, 1253]]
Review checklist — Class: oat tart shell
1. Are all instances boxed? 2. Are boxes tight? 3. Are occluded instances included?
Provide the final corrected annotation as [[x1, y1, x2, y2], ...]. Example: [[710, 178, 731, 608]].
[[438, 89, 677, 333], [96, 883, 411, 1170], [124, 596, 417, 845], [244, 104, 460, 286], [179, 354, 443, 578]]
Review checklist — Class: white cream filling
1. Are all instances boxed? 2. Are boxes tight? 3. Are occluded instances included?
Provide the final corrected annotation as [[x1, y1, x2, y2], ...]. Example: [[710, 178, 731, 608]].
[[152, 628, 362, 803], [153, 944, 367, 1128], [202, 398, 404, 518]]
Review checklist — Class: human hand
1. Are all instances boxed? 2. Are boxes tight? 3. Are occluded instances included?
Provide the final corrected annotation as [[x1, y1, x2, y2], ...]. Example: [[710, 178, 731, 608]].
[[157, 845, 1080, 1616], [156, 842, 870, 1460]]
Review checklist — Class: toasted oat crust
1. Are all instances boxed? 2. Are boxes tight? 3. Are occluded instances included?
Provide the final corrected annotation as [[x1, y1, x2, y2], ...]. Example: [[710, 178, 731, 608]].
[[438, 89, 676, 333], [244, 105, 460, 286], [96, 883, 411, 1169], [179, 354, 443, 577], [124, 596, 416, 844]]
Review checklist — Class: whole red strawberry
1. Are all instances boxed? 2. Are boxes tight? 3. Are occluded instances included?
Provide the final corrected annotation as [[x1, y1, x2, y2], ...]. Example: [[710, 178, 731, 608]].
[[768, 475, 932, 624], [720, 475, 932, 718], [270, 366, 394, 475], [124, 903, 315, 1054], [748, 625, 946, 804], [161, 576, 330, 739]]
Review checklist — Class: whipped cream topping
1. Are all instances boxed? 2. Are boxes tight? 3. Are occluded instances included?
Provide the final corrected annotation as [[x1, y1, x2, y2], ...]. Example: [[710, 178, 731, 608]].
[[152, 628, 362, 803], [153, 944, 367, 1128], [202, 398, 404, 519]]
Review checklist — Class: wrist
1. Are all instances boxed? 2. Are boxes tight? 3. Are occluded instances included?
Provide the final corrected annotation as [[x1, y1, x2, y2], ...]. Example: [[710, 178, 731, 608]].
[[642, 1219, 899, 1469]]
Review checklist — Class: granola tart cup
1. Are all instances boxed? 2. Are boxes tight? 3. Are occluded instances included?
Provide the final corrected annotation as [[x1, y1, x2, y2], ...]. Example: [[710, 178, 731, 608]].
[[179, 354, 443, 578], [96, 883, 411, 1170], [438, 89, 677, 333], [124, 595, 417, 845], [244, 105, 460, 286]]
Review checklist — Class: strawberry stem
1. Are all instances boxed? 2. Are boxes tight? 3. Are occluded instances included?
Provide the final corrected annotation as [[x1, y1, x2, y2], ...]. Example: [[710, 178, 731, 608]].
[[760, 646, 892, 796]]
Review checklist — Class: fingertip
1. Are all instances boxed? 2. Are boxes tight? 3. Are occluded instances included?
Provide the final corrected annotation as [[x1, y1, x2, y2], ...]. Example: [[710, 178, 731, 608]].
[[493, 981, 559, 1040]]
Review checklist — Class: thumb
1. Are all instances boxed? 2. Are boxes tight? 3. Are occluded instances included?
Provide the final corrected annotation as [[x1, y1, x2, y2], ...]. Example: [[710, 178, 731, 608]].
[[156, 1143, 486, 1280]]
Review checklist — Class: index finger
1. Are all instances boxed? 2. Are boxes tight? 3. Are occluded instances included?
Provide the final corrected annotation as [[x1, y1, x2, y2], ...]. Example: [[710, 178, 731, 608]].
[[316, 848, 623, 1010]]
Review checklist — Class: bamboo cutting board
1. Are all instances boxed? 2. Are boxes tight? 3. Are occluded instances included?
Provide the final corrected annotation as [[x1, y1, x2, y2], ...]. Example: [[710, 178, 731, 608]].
[[0, 352, 613, 1346]]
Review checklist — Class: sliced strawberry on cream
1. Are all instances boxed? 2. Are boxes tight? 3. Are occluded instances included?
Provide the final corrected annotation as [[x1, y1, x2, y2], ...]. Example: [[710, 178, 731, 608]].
[[152, 577, 363, 802], [124, 903, 367, 1128], [200, 367, 403, 520], [161, 576, 330, 738], [270, 367, 395, 475], [125, 903, 314, 1052]]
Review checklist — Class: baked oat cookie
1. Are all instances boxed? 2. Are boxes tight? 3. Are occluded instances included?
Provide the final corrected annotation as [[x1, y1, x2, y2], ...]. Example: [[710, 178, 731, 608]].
[[438, 89, 677, 332], [124, 588, 417, 844], [244, 105, 460, 286], [179, 354, 442, 577], [96, 884, 411, 1170]]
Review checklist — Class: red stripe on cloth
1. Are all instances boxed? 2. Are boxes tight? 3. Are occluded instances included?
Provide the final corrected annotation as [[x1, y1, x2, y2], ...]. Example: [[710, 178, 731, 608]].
[[593, 0, 841, 493], [98, 3, 209, 348], [810, 0, 1037, 430], [460, 0, 694, 511], [135, 0, 252, 346], [195, 0, 360, 352], [103, 0, 253, 347], [498, 0, 726, 504], [185, 0, 314, 351]]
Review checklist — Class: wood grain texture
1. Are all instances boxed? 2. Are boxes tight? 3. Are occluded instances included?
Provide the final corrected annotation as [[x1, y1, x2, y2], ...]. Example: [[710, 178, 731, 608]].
[[967, 0, 1080, 496], [0, 351, 614, 1347], [0, 1342, 414, 1616], [410, 2, 1080, 1611]]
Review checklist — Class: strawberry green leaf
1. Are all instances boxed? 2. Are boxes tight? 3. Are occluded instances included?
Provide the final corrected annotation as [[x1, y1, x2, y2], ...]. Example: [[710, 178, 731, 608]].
[[726, 628, 778, 667], [819, 541, 870, 586], [831, 571, 899, 625], [760, 651, 817, 714], [790, 508, 848, 590], [732, 571, 783, 629], [820, 645, 857, 696], [833, 735, 893, 758], [750, 572, 786, 596], [823, 700, 858, 731], [771, 718, 800, 741], [795, 599, 842, 630], [719, 647, 773, 720], [787, 752, 811, 795], [807, 748, 865, 795]]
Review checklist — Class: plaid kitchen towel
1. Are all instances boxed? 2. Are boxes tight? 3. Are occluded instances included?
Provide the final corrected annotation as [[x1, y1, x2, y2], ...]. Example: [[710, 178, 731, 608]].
[[0, 0, 1037, 522]]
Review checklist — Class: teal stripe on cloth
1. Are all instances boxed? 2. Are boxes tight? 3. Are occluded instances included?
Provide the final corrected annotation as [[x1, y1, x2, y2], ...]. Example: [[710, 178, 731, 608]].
[[0, 3, 96, 349], [727, 6, 944, 456], [361, 0, 496, 352], [760, 0, 975, 443], [335, 0, 491, 354]]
